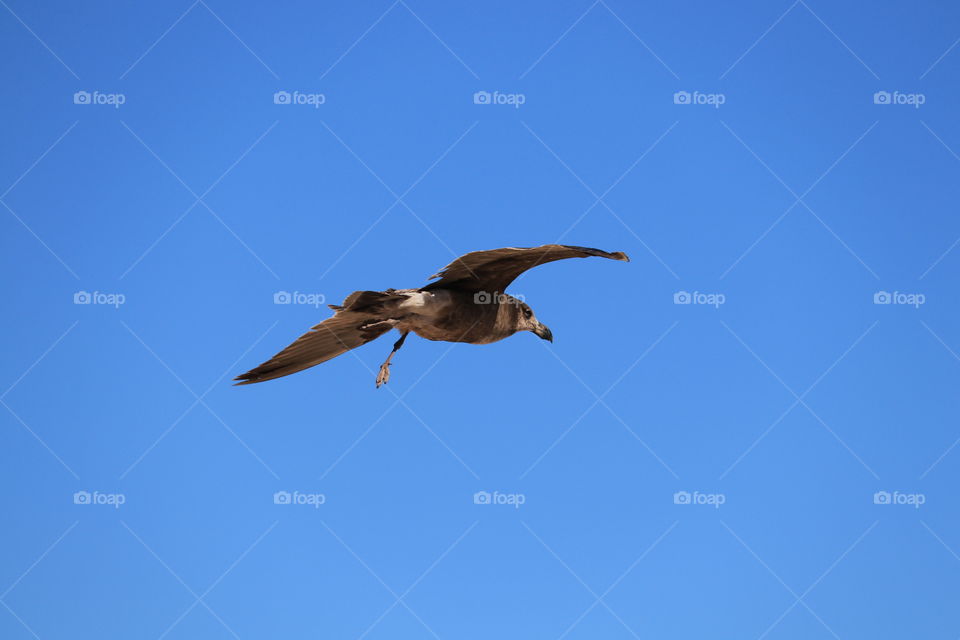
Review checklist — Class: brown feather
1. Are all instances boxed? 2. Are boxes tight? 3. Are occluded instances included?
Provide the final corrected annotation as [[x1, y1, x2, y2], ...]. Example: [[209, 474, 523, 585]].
[[423, 244, 629, 293], [233, 311, 391, 385]]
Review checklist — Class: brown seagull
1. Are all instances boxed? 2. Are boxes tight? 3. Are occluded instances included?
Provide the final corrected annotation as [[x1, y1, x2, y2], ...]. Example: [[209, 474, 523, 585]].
[[235, 244, 629, 387]]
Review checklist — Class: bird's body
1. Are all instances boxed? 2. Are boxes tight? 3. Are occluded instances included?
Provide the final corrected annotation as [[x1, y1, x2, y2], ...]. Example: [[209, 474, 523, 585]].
[[388, 289, 523, 345], [235, 244, 628, 386]]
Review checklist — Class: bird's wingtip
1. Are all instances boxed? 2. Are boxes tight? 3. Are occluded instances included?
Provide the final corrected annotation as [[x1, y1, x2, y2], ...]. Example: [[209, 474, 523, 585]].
[[613, 251, 630, 262]]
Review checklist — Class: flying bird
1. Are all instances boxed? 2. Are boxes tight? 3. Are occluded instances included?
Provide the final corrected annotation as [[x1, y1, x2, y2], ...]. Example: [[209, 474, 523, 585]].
[[235, 244, 629, 387]]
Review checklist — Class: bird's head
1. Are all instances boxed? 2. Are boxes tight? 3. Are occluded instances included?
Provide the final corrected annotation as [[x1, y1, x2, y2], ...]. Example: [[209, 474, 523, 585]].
[[515, 300, 552, 342]]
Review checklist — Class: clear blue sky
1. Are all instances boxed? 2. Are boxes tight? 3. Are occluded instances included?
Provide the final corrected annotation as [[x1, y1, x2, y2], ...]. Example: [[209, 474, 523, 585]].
[[2, 1, 960, 638]]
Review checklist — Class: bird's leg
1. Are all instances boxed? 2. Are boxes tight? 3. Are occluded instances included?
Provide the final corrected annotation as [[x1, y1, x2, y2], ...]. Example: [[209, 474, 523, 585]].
[[376, 331, 409, 388]]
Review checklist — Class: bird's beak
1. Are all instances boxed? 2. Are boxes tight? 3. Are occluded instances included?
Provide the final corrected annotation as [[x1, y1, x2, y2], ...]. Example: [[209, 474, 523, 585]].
[[533, 322, 553, 342]]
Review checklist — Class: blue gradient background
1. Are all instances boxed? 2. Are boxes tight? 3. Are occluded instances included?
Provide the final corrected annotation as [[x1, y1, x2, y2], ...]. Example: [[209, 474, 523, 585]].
[[2, 1, 959, 638]]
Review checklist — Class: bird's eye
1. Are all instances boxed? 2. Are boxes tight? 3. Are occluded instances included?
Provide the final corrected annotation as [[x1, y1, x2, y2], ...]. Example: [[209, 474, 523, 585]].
[[523, 308, 532, 318]]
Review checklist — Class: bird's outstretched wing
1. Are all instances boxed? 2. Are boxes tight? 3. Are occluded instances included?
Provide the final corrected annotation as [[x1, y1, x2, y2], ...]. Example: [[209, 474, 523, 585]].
[[423, 244, 629, 293], [234, 312, 392, 385]]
